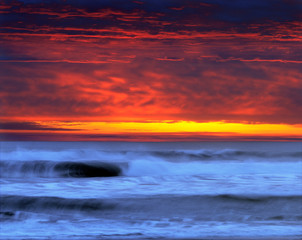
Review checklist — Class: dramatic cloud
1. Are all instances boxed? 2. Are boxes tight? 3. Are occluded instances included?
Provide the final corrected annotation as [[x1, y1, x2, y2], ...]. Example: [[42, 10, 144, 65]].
[[0, 0, 301, 140]]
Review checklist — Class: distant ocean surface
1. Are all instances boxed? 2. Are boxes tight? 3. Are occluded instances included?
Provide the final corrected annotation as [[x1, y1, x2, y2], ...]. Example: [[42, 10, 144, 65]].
[[1, 141, 302, 240]]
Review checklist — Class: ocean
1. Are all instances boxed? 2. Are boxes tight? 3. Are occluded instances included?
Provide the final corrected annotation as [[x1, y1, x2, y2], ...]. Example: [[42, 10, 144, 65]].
[[0, 141, 301, 240]]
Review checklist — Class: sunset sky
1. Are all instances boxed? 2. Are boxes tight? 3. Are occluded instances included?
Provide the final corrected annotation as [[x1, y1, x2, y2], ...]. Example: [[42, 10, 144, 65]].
[[1, 0, 302, 141]]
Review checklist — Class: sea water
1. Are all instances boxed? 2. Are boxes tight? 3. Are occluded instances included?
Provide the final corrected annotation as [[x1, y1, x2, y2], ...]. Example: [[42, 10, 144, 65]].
[[0, 141, 301, 239]]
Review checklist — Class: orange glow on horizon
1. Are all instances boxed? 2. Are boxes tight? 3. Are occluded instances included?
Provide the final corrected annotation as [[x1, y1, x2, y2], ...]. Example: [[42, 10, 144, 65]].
[[2, 120, 301, 137], [74, 121, 302, 136]]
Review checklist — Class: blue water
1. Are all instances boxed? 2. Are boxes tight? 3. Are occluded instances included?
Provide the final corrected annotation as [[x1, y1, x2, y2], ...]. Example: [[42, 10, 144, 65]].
[[1, 141, 302, 239]]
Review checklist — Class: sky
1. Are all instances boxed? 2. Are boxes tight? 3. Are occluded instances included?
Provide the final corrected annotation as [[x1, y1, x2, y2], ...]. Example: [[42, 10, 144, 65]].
[[0, 0, 302, 141]]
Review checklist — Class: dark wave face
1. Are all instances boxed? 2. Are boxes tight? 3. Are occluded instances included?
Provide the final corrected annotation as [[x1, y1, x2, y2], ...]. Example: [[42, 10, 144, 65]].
[[53, 162, 122, 177], [0, 161, 122, 178]]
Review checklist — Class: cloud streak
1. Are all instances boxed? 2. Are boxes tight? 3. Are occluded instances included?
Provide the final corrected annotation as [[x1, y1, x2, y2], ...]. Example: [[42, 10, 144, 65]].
[[0, 121, 80, 131], [1, 131, 301, 142]]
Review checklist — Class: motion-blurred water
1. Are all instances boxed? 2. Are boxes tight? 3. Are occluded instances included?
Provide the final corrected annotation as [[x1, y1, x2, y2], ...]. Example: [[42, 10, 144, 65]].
[[1, 141, 302, 239]]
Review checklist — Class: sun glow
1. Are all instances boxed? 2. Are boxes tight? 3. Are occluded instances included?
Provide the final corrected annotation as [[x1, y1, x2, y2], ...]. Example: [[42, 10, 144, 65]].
[[30, 120, 302, 136]]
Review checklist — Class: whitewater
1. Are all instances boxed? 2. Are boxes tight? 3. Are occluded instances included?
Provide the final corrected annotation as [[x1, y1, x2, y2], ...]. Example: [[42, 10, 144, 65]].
[[0, 141, 302, 239]]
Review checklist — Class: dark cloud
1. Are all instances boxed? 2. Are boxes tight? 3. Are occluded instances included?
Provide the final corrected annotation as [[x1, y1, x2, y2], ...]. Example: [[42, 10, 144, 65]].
[[203, 0, 302, 22], [1, 0, 301, 31], [1, 131, 301, 142], [0, 121, 80, 131]]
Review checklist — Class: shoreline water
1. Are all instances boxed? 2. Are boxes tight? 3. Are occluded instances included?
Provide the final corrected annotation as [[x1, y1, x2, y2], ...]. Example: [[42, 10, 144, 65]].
[[1, 236, 302, 240]]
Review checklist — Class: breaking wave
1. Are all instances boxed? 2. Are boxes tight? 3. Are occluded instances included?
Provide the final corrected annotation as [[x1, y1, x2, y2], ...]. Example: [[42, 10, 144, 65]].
[[1, 157, 301, 178]]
